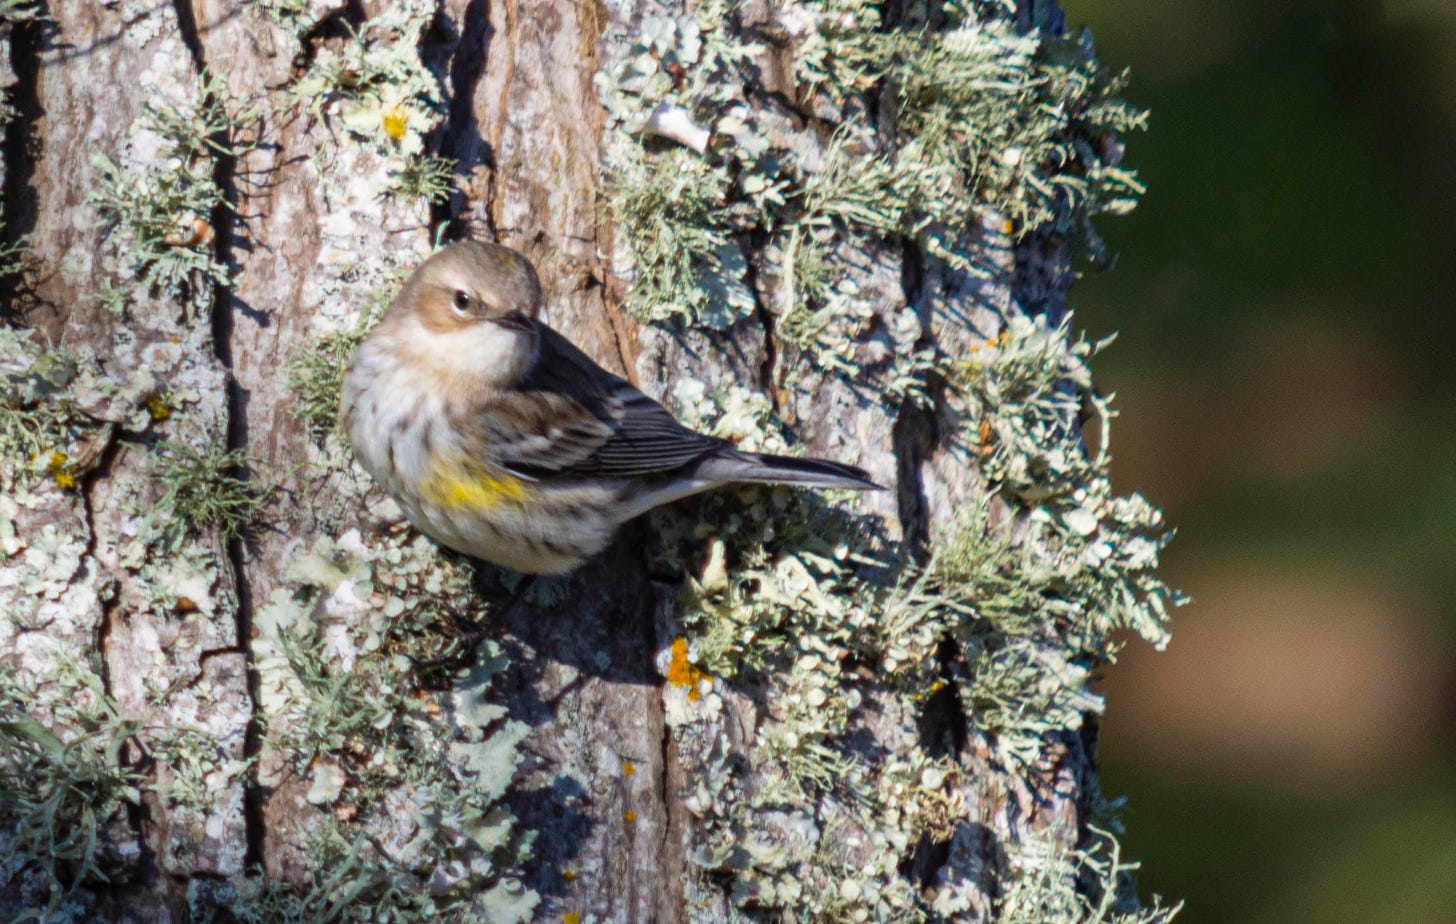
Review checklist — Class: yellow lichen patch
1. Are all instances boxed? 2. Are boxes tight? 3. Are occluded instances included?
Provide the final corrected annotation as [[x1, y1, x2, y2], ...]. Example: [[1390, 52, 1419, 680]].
[[145, 394, 172, 421], [562, 868, 577, 882], [624, 809, 637, 823], [666, 637, 711, 701], [622, 760, 635, 776], [426, 462, 528, 511], [42, 450, 75, 489], [564, 914, 581, 924], [382, 104, 409, 142]]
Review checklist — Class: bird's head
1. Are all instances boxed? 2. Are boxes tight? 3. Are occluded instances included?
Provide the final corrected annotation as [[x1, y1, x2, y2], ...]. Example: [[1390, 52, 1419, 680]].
[[405, 240, 544, 332], [385, 241, 545, 390]]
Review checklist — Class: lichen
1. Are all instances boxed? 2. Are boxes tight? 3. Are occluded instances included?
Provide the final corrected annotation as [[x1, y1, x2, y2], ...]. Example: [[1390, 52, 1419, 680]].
[[994, 826, 1182, 923], [276, 0, 456, 205], [145, 440, 267, 548], [284, 308, 377, 442], [648, 307, 1179, 921], [602, 2, 1177, 919], [4, 2, 525, 920], [0, 657, 141, 920], [250, 5, 535, 912], [88, 70, 257, 317], [246, 532, 537, 922], [598, 0, 1144, 368], [0, 330, 95, 491]]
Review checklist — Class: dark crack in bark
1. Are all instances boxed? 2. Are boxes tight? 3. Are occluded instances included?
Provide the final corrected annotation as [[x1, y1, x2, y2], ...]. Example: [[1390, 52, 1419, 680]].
[[0, 6, 43, 320], [430, 0, 493, 241], [890, 241, 938, 558], [175, 0, 268, 870], [81, 427, 123, 695]]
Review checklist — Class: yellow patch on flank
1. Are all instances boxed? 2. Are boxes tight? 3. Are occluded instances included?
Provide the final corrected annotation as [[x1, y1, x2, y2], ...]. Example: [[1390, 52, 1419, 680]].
[[426, 462, 528, 511]]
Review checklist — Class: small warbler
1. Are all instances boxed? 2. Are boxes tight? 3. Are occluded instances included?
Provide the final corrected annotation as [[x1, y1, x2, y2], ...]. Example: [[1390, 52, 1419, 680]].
[[341, 241, 880, 574]]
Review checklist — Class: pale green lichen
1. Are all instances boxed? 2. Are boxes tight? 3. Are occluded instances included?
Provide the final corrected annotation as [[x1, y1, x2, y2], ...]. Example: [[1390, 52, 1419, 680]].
[[278, 1, 456, 205], [0, 657, 142, 920], [652, 386, 926, 918], [995, 827, 1181, 923], [607, 3, 1175, 916], [0, 331, 89, 487], [797, 1, 1145, 244], [394, 153, 458, 206], [146, 440, 266, 548], [241, 0, 312, 36], [599, 0, 1144, 364], [655, 314, 1179, 920], [246, 532, 537, 922], [284, 311, 375, 441], [88, 71, 257, 315], [258, 6, 533, 914], [6, 3, 526, 921], [0, 228, 26, 286], [604, 141, 752, 327]]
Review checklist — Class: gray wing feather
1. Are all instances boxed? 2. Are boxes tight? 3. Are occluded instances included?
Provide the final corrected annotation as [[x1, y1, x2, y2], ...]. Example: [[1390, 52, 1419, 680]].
[[487, 323, 726, 480]]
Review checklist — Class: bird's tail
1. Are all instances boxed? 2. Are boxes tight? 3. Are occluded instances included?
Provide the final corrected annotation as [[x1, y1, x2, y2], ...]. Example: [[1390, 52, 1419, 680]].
[[698, 450, 883, 492]]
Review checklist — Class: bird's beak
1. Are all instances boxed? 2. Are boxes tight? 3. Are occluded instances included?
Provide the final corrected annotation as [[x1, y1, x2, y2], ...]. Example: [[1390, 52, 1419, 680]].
[[493, 312, 533, 332]]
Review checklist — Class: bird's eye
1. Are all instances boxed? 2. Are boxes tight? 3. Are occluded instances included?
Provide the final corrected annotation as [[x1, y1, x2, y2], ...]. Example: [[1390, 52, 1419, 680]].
[[451, 290, 472, 314]]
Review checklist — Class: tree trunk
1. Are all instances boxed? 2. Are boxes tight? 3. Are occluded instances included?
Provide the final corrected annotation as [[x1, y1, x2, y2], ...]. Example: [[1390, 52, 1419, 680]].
[[0, 1, 1179, 922]]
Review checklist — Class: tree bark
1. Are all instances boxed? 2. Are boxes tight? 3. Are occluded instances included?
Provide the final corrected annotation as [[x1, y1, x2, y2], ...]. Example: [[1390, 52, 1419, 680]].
[[0, 1, 1177, 922]]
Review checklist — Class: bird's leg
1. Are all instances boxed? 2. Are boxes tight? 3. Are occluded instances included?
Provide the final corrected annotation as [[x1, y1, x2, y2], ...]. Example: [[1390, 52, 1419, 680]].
[[410, 572, 538, 674]]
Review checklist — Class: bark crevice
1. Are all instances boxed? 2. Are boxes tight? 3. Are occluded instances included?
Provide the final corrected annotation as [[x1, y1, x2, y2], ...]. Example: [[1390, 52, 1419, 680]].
[[431, 0, 493, 240], [176, 2, 267, 872], [82, 428, 122, 695], [0, 6, 43, 317]]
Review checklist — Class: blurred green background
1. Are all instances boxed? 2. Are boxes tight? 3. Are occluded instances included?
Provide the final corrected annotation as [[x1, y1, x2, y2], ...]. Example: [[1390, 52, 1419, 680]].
[[1058, 0, 1456, 919]]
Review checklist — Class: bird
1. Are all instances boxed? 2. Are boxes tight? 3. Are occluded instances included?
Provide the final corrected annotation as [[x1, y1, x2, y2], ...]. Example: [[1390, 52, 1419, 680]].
[[340, 240, 881, 575]]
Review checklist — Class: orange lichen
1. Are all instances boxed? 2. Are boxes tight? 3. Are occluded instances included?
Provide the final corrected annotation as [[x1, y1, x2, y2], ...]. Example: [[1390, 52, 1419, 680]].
[[666, 637, 710, 700], [564, 914, 581, 924], [622, 760, 635, 776], [624, 809, 637, 823]]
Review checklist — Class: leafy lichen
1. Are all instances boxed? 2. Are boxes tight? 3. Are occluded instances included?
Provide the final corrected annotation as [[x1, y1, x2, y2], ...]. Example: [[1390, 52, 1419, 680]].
[[274, 0, 457, 205], [246, 532, 537, 922], [0, 331, 92, 490], [0, 658, 141, 920], [599, 0, 1145, 368], [284, 310, 377, 442], [88, 71, 257, 316], [602, 1, 1177, 919], [651, 306, 1179, 922], [146, 440, 267, 548]]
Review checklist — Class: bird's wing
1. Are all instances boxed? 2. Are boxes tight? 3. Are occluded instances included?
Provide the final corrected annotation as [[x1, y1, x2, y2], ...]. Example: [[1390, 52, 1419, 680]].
[[476, 323, 727, 479]]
